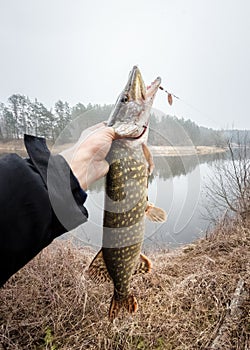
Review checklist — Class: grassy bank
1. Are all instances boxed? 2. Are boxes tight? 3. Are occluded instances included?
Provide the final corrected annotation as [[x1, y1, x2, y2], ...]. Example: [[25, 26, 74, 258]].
[[0, 217, 249, 349], [0, 140, 27, 154]]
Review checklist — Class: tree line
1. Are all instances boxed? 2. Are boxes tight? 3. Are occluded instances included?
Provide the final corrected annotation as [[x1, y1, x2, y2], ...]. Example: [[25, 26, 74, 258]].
[[0, 94, 227, 146], [148, 114, 226, 147]]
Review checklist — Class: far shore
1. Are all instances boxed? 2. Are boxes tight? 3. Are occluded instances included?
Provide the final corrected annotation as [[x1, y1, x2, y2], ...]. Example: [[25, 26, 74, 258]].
[[0, 140, 226, 157], [150, 145, 226, 156]]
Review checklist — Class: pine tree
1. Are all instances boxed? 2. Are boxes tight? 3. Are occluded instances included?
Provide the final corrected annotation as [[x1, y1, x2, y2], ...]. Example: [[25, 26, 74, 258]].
[[8, 94, 32, 138], [54, 101, 71, 134], [30, 99, 54, 139]]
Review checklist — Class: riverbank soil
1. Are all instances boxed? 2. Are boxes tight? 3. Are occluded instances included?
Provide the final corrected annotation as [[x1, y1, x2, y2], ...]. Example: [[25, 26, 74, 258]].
[[0, 217, 249, 349], [0, 140, 55, 156]]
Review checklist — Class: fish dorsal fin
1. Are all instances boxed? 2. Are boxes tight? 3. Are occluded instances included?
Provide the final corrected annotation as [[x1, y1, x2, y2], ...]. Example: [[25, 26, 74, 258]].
[[133, 253, 152, 275], [88, 250, 111, 284], [145, 202, 167, 222]]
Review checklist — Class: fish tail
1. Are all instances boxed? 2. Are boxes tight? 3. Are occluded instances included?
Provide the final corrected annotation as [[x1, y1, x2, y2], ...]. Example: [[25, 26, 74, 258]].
[[109, 295, 138, 321]]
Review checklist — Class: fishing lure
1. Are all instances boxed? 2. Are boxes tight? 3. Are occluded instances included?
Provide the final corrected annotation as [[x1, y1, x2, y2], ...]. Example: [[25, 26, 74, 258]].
[[159, 86, 179, 106]]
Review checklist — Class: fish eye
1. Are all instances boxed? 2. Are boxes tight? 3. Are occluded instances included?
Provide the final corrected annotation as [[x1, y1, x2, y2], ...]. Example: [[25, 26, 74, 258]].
[[121, 95, 129, 103]]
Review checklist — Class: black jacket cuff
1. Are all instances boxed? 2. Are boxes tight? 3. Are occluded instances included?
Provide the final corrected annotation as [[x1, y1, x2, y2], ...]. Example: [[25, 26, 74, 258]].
[[24, 134, 88, 236]]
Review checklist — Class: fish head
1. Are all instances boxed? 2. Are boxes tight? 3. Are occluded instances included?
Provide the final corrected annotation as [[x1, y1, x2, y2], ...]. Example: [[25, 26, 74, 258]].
[[107, 66, 161, 139]]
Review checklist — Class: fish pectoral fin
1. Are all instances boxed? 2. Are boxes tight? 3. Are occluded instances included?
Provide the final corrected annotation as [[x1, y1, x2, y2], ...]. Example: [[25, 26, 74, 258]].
[[87, 250, 111, 284], [142, 143, 154, 175], [109, 295, 138, 322], [133, 253, 152, 275], [145, 202, 167, 222]]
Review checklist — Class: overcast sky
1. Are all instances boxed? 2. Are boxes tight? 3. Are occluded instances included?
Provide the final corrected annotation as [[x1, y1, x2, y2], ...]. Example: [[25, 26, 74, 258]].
[[0, 0, 250, 129]]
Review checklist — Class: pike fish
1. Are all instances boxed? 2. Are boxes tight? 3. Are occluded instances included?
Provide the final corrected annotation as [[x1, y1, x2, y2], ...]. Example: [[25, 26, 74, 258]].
[[88, 66, 166, 321]]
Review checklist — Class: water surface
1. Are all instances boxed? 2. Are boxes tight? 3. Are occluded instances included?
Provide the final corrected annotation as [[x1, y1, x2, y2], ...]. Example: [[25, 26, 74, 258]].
[[73, 152, 226, 250], [0, 149, 226, 250]]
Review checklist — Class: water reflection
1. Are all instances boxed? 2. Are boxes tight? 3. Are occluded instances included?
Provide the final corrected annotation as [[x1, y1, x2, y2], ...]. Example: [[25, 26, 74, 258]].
[[152, 152, 225, 180], [0, 149, 226, 250], [89, 152, 225, 193], [72, 152, 225, 250]]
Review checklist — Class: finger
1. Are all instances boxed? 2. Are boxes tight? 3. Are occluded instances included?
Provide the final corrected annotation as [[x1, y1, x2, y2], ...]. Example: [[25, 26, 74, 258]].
[[79, 122, 106, 140], [95, 126, 115, 140], [97, 159, 110, 178], [86, 160, 109, 188], [77, 123, 105, 143], [86, 122, 106, 131], [82, 127, 116, 147]]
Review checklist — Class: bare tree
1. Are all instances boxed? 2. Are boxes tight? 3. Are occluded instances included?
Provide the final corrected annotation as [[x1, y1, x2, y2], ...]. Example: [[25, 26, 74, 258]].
[[203, 132, 250, 223]]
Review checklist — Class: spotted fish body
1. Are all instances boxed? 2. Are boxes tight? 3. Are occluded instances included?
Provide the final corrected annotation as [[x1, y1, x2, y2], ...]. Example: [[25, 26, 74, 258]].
[[88, 66, 166, 321], [103, 141, 148, 304]]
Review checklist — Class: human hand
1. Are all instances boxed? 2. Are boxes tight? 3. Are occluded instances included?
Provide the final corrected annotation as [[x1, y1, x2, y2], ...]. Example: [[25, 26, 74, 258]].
[[60, 123, 115, 190]]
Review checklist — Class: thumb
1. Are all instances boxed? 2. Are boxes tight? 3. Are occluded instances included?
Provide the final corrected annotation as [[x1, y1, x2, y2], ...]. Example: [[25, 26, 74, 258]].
[[85, 159, 109, 189], [94, 159, 110, 178]]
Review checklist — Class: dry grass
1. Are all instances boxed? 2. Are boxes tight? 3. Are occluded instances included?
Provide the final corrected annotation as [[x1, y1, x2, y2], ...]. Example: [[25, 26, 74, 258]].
[[0, 218, 249, 350]]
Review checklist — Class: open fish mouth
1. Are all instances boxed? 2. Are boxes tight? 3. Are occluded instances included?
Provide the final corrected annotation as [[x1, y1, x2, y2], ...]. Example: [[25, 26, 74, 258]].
[[107, 66, 161, 138], [146, 76, 162, 101], [125, 66, 161, 103]]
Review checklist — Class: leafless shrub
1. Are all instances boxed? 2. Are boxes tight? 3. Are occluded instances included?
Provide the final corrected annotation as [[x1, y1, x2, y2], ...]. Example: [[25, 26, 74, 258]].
[[203, 132, 250, 224]]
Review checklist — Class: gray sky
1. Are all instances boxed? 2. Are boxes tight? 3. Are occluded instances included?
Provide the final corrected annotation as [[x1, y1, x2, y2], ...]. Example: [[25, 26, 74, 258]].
[[0, 0, 250, 129]]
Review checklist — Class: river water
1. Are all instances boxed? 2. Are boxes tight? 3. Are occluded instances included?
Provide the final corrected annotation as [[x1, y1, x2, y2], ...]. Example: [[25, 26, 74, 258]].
[[0, 149, 226, 250], [72, 152, 226, 250]]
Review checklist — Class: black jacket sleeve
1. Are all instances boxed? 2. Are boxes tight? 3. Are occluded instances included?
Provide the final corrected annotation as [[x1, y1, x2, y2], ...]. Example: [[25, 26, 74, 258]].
[[0, 135, 88, 287]]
